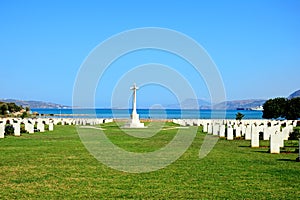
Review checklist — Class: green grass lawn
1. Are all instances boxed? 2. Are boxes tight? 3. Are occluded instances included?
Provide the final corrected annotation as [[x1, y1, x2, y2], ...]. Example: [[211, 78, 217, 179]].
[[0, 122, 299, 199]]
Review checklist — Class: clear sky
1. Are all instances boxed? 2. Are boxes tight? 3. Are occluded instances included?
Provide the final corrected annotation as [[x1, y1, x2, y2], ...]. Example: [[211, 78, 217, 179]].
[[0, 0, 299, 107]]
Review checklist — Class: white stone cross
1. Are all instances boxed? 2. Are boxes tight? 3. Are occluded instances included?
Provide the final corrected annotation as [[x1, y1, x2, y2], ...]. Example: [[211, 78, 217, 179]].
[[123, 83, 144, 128], [130, 83, 138, 115]]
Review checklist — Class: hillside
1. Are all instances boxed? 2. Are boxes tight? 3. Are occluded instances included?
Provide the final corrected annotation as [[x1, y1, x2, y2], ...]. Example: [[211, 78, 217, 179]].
[[164, 98, 266, 110], [214, 99, 266, 110], [0, 99, 70, 109], [288, 89, 300, 99]]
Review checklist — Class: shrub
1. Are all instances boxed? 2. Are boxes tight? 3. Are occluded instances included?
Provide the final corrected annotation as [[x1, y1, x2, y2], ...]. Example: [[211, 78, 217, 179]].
[[289, 127, 300, 140], [5, 125, 14, 135], [20, 124, 28, 133]]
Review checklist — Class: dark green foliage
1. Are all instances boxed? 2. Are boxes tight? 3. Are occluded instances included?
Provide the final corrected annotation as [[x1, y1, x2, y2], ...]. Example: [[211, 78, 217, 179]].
[[0, 102, 23, 116], [20, 124, 28, 134], [286, 98, 300, 120], [235, 112, 245, 121], [289, 127, 300, 140], [262, 97, 300, 120], [5, 124, 14, 135], [262, 97, 287, 119], [0, 103, 9, 115], [21, 112, 28, 119]]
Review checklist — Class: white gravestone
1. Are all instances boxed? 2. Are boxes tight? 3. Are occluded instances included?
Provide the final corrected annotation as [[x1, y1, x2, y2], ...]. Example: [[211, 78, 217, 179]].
[[235, 126, 241, 137], [219, 125, 225, 137], [124, 83, 145, 128], [245, 126, 251, 140], [0, 123, 5, 138], [203, 123, 208, 133], [270, 133, 280, 154], [227, 127, 233, 140], [27, 123, 34, 134], [262, 127, 268, 140], [241, 125, 246, 136], [37, 122, 45, 132], [49, 123, 54, 131], [208, 124, 213, 134], [251, 126, 259, 147], [213, 124, 219, 136], [13, 122, 21, 137]]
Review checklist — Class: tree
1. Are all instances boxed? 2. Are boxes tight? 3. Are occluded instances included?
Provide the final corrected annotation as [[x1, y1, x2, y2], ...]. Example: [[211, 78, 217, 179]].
[[0, 103, 8, 115], [262, 97, 300, 120], [0, 102, 24, 116], [286, 97, 300, 120], [21, 111, 28, 119], [236, 112, 245, 121], [262, 97, 287, 119]]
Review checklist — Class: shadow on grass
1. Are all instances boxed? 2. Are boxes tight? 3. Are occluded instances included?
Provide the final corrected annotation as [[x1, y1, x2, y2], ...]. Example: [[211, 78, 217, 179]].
[[277, 158, 297, 162], [253, 150, 270, 154]]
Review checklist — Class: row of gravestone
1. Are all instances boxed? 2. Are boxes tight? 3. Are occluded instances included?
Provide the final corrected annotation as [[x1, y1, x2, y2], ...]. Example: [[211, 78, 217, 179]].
[[0, 118, 113, 138], [173, 119, 299, 155]]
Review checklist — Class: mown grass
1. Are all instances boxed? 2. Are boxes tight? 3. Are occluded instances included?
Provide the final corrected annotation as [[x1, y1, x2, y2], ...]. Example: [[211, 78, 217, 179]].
[[0, 122, 299, 199]]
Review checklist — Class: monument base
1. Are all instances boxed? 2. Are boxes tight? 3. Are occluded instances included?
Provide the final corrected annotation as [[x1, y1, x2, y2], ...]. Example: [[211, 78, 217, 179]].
[[123, 113, 145, 128]]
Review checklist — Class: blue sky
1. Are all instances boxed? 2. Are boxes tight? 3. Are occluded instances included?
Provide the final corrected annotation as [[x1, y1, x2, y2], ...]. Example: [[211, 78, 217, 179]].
[[0, 0, 299, 107]]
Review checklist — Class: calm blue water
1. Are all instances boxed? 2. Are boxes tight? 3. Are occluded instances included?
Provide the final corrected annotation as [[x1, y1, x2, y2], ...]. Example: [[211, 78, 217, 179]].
[[31, 108, 263, 119]]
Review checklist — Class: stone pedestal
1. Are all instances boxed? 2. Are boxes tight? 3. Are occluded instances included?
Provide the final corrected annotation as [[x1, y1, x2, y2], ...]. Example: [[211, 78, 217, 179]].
[[124, 113, 144, 128]]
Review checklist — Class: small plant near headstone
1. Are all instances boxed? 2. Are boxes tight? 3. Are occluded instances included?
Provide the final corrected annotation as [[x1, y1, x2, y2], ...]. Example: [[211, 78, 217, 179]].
[[20, 124, 28, 133], [289, 127, 300, 140], [34, 128, 40, 132], [5, 125, 14, 135]]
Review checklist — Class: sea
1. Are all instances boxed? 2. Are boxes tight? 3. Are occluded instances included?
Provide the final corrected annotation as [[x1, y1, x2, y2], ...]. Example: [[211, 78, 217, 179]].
[[31, 108, 263, 119]]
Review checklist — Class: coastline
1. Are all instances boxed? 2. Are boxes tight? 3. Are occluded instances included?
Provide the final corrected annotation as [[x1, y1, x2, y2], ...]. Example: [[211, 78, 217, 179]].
[[30, 108, 263, 119]]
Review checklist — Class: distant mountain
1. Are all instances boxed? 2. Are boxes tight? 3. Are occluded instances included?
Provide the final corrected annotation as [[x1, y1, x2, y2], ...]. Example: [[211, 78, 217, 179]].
[[214, 99, 266, 110], [164, 98, 266, 110], [288, 89, 300, 99], [164, 98, 211, 109], [0, 99, 70, 109]]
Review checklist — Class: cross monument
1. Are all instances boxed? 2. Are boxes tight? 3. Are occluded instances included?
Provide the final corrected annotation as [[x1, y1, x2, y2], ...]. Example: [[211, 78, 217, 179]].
[[124, 83, 145, 128]]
